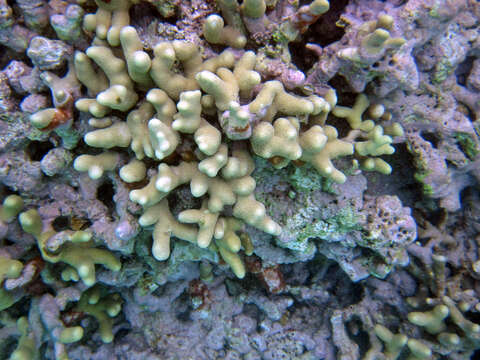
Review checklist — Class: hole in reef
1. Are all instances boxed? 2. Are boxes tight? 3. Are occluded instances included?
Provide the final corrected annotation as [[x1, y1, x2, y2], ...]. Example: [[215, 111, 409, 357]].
[[175, 290, 192, 322], [168, 185, 202, 215], [321, 261, 364, 307], [25, 140, 55, 161], [289, 41, 318, 73], [3, 335, 19, 359], [97, 180, 115, 214], [326, 110, 351, 138], [6, 0, 20, 17], [349, 282, 365, 304], [288, 0, 348, 72], [304, 0, 348, 47], [455, 56, 474, 86], [420, 132, 440, 149], [415, 207, 444, 228], [176, 309, 191, 322], [114, 327, 130, 341], [366, 142, 421, 208], [131, 1, 160, 20], [0, 45, 11, 69], [1, 186, 17, 198], [242, 303, 261, 325], [52, 60, 69, 78], [2, 238, 15, 246], [346, 316, 371, 358], [71, 217, 92, 231], [52, 216, 71, 232], [131, 1, 178, 26], [465, 310, 480, 325], [460, 186, 478, 211], [458, 102, 475, 122], [472, 349, 480, 360], [445, 159, 456, 168], [328, 75, 357, 99]]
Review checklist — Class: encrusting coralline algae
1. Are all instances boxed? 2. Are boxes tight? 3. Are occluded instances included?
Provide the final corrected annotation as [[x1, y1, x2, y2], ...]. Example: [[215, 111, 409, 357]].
[[0, 0, 480, 359]]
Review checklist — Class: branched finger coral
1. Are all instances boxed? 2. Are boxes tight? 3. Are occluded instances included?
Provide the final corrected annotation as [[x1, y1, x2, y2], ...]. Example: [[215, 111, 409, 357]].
[[19, 209, 121, 287], [74, 287, 123, 343], [17, 0, 401, 282]]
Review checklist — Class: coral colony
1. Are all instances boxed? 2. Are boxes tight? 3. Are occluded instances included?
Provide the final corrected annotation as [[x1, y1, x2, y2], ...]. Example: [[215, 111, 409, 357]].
[[0, 0, 480, 359]]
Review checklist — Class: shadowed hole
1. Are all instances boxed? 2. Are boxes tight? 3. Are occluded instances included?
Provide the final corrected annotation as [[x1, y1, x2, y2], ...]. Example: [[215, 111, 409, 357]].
[[52, 216, 70, 231], [26, 140, 54, 161], [97, 180, 115, 216]]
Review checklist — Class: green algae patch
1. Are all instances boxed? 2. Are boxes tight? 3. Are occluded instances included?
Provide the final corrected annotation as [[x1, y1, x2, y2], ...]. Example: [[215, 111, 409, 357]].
[[454, 132, 479, 160], [288, 163, 338, 195], [295, 206, 361, 248]]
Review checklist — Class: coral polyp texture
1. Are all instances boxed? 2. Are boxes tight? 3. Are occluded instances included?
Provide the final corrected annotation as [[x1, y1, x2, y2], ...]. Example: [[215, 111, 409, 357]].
[[1, 0, 480, 359]]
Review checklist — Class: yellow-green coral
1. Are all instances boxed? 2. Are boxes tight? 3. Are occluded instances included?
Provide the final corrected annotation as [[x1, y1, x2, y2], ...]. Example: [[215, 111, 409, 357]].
[[374, 324, 407, 360], [74, 287, 123, 343], [300, 125, 354, 184], [65, 6, 401, 279], [337, 14, 406, 62], [19, 209, 121, 286], [251, 117, 302, 168], [408, 304, 449, 334], [240, 0, 266, 19], [0, 256, 23, 284], [0, 255, 23, 311], [213, 217, 252, 278], [0, 195, 24, 223], [83, 0, 138, 46], [73, 152, 120, 180], [203, 14, 247, 49], [8, 317, 36, 360]]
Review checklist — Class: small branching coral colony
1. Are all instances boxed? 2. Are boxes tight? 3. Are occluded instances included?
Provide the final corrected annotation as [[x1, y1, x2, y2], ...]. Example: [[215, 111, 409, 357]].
[[29, 0, 403, 279]]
